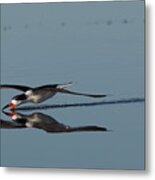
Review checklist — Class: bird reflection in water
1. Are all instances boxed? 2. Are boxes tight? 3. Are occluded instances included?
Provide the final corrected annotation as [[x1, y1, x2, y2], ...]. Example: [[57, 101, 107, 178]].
[[1, 111, 108, 133]]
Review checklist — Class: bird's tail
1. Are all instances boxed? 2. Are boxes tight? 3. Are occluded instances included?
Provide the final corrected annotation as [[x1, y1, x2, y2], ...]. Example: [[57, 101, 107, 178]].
[[57, 82, 73, 89]]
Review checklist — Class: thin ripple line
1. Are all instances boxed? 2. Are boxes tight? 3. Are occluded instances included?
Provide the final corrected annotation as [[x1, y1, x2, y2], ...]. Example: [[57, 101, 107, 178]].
[[15, 97, 144, 111]]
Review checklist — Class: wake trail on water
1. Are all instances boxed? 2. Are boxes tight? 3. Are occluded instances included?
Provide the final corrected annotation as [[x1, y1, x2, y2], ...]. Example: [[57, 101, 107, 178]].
[[15, 97, 144, 111]]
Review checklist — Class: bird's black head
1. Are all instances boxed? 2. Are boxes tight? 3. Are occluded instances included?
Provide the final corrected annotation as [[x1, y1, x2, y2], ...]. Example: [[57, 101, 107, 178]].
[[13, 94, 27, 101]]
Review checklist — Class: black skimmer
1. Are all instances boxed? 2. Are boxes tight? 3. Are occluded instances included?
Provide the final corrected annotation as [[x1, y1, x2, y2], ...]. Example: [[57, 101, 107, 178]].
[[2, 111, 108, 133], [1, 82, 107, 110]]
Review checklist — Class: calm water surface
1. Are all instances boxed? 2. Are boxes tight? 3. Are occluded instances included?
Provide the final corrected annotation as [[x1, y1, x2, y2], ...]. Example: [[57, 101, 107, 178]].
[[1, 1, 144, 169]]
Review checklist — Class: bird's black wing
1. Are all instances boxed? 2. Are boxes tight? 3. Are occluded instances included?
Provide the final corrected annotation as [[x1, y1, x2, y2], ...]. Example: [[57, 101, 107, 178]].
[[57, 88, 107, 98], [0, 84, 31, 92], [64, 125, 108, 132]]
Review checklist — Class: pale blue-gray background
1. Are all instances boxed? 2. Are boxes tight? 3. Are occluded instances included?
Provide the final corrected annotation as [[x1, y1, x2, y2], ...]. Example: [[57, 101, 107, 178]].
[[0, 1, 144, 169]]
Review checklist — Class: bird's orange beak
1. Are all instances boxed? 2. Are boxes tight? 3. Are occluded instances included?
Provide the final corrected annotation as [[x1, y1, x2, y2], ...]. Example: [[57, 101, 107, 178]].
[[9, 103, 16, 109], [2, 103, 16, 110]]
